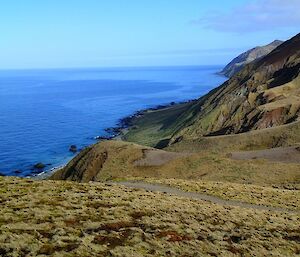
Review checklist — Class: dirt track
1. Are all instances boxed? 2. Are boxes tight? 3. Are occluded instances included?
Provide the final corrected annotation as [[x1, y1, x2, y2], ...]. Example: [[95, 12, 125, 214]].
[[230, 146, 300, 163], [114, 181, 299, 213]]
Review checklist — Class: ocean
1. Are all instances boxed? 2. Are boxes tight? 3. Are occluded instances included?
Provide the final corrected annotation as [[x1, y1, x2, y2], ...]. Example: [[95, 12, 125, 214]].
[[0, 66, 227, 177]]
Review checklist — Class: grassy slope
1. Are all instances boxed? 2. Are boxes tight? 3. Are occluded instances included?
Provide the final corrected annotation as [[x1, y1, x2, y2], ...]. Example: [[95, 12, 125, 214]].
[[167, 120, 300, 152], [122, 95, 300, 152], [1, 176, 299, 256], [168, 34, 300, 141], [123, 101, 193, 148], [51, 140, 300, 188]]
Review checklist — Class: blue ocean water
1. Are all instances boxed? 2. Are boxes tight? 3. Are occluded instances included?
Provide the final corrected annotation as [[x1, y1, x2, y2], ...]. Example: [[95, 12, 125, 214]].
[[0, 66, 226, 176]]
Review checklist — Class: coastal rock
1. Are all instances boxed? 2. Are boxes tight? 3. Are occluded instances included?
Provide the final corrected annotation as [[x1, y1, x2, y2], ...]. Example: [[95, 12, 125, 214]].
[[94, 136, 112, 141], [105, 127, 122, 134], [14, 170, 22, 174], [34, 162, 46, 170], [69, 145, 77, 153]]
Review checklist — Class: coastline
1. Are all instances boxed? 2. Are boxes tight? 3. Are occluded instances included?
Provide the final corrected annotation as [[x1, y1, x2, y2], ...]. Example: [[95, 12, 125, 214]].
[[31, 99, 195, 179], [96, 99, 195, 141], [32, 165, 66, 180], [1, 65, 227, 179]]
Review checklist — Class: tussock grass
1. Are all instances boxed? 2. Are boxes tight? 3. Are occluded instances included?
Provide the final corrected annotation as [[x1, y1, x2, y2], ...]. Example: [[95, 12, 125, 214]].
[[0, 176, 299, 256]]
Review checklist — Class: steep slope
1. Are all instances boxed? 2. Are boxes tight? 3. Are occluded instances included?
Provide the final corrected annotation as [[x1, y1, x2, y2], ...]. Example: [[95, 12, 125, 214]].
[[168, 33, 300, 144], [220, 40, 283, 77]]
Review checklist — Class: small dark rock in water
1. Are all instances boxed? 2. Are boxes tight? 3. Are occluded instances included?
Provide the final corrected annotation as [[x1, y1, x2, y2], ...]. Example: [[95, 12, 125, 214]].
[[34, 163, 46, 170], [14, 170, 22, 174], [69, 145, 77, 153]]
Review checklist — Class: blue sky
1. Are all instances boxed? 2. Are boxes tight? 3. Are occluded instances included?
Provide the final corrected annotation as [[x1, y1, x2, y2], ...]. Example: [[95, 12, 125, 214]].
[[0, 0, 299, 68]]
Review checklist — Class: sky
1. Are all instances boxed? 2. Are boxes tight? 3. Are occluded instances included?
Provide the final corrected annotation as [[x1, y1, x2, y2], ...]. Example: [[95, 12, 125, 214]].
[[0, 0, 299, 69]]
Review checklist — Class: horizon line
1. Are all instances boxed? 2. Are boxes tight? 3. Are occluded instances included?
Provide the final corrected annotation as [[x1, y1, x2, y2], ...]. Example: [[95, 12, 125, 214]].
[[0, 63, 226, 72]]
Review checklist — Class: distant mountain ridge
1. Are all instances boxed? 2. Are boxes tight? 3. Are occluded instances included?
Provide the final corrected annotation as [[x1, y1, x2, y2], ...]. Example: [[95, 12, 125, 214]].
[[220, 40, 283, 77]]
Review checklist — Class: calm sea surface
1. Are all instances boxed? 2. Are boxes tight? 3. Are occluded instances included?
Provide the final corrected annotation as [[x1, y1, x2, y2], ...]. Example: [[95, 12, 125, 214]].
[[0, 66, 226, 176]]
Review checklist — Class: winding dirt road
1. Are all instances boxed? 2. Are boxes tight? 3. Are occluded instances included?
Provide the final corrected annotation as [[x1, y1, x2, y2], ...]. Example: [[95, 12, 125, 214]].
[[114, 181, 299, 213]]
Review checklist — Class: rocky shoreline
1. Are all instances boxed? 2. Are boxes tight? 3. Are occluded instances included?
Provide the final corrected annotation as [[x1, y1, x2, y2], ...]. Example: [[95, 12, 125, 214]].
[[98, 99, 195, 141], [32, 164, 66, 180], [23, 99, 195, 179]]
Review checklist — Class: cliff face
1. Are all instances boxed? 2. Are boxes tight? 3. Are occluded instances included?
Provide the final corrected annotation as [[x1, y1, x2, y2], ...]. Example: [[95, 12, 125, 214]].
[[220, 40, 283, 77], [169, 33, 300, 143]]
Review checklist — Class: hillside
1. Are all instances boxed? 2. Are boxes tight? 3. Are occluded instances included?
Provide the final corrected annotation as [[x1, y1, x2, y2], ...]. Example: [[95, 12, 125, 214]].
[[220, 40, 283, 77], [167, 33, 300, 144], [50, 140, 300, 188], [123, 33, 300, 151], [38, 33, 300, 256], [1, 176, 299, 256]]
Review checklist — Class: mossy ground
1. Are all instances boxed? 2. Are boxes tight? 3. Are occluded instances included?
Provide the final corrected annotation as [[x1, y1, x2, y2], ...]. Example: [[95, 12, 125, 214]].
[[0, 176, 299, 256]]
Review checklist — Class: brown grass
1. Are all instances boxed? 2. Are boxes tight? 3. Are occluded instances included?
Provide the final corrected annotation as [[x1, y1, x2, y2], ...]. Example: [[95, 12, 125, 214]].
[[51, 140, 300, 188], [0, 176, 299, 256]]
